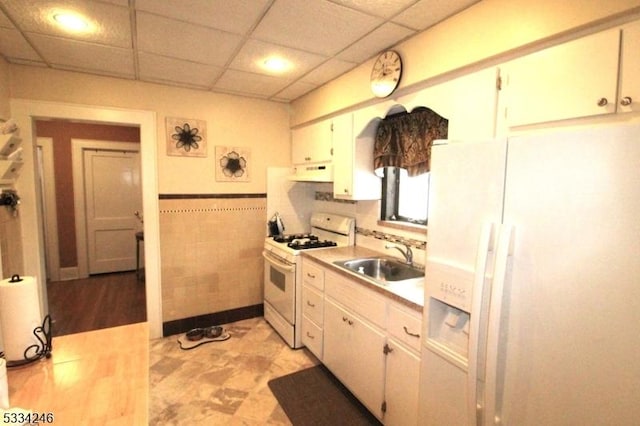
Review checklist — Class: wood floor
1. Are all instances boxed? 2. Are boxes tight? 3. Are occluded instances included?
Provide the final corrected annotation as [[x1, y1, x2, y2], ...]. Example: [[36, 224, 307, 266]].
[[46, 271, 146, 337]]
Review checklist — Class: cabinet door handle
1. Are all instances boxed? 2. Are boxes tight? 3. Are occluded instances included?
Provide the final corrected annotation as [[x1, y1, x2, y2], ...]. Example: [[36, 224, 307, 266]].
[[306, 272, 316, 278], [403, 326, 420, 338], [620, 96, 633, 106], [597, 97, 608, 107], [342, 316, 353, 325], [307, 300, 315, 307], [306, 332, 315, 339]]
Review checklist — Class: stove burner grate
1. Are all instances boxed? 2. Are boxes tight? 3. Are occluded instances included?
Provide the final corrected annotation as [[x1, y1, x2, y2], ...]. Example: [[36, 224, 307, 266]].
[[273, 233, 318, 243], [287, 239, 337, 250]]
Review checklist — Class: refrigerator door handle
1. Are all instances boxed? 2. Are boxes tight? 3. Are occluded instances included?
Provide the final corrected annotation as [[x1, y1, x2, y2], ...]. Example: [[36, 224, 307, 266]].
[[484, 224, 515, 426], [467, 222, 496, 426]]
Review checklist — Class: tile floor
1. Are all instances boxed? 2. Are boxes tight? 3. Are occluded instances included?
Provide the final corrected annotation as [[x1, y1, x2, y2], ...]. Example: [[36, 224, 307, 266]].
[[149, 317, 319, 425]]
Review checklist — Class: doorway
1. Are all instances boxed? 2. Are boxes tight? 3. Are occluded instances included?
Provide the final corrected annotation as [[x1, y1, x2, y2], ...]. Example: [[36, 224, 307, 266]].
[[12, 100, 162, 339], [36, 122, 142, 280], [36, 125, 145, 336]]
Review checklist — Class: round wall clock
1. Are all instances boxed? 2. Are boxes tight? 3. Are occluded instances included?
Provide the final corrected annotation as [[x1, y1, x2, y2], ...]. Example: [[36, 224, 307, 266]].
[[370, 50, 402, 98]]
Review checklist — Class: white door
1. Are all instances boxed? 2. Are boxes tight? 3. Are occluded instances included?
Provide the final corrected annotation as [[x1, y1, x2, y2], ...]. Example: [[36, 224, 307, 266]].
[[84, 149, 141, 274]]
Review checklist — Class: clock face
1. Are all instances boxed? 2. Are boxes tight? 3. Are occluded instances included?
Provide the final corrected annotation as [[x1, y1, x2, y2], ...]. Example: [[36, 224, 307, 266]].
[[370, 50, 402, 98]]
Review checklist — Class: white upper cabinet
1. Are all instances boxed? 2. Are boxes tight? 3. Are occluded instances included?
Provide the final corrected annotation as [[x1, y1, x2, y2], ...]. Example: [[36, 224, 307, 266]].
[[291, 119, 333, 165], [332, 112, 381, 200], [619, 21, 640, 114], [502, 28, 621, 127], [396, 67, 499, 140]]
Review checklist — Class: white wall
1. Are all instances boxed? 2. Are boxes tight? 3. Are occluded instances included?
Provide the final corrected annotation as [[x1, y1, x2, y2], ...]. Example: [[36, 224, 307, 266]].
[[10, 66, 291, 194], [0, 58, 10, 119]]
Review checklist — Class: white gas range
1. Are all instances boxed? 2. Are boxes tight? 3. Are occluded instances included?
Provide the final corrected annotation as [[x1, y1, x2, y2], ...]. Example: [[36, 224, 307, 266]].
[[262, 212, 355, 348]]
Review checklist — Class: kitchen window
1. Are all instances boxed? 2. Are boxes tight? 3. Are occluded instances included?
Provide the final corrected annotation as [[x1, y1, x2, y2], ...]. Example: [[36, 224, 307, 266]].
[[381, 167, 429, 226], [374, 106, 447, 228]]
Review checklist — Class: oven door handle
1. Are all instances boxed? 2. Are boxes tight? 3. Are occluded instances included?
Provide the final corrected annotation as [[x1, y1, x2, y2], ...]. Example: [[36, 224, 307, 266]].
[[262, 250, 295, 272]]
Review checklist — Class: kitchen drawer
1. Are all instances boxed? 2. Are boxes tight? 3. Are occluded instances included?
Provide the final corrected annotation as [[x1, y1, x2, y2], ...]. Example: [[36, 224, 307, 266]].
[[388, 303, 422, 353], [302, 259, 325, 290], [302, 284, 324, 325], [325, 270, 386, 329], [302, 315, 323, 359]]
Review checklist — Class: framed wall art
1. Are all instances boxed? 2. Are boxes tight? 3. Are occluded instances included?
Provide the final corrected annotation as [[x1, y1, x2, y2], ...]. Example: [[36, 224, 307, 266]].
[[166, 117, 207, 157], [216, 146, 250, 182]]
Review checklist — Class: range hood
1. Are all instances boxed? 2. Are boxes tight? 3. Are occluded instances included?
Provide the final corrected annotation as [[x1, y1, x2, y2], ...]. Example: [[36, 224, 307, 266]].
[[288, 162, 333, 182]]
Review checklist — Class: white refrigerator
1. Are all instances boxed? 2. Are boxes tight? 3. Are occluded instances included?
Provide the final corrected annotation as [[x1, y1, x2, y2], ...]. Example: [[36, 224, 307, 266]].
[[418, 123, 640, 425]]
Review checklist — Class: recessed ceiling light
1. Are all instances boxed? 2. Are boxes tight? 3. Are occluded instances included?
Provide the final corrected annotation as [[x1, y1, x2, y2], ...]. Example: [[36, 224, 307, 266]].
[[262, 57, 291, 73], [52, 12, 90, 32]]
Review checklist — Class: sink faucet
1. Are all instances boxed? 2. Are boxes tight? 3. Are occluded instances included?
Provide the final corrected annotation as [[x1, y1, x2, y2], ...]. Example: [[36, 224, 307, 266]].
[[385, 243, 413, 266]]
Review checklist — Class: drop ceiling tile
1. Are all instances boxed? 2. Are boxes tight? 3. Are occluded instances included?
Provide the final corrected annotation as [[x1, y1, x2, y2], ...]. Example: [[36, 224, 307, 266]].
[[252, 0, 383, 56], [0, 27, 42, 61], [135, 0, 270, 35], [138, 52, 222, 88], [330, 0, 417, 19], [0, 0, 484, 101], [29, 33, 134, 77], [230, 39, 326, 79], [274, 80, 318, 101], [136, 11, 242, 67], [300, 57, 357, 85], [393, 0, 480, 31], [337, 22, 415, 63], [0, 0, 131, 48], [214, 69, 290, 98]]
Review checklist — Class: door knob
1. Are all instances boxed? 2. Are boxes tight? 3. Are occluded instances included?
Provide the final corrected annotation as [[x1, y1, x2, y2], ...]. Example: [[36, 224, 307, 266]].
[[620, 96, 633, 106], [597, 98, 608, 107]]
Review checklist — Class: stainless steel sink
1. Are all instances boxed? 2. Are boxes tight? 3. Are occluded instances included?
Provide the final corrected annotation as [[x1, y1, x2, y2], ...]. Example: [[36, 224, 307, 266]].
[[333, 257, 424, 283]]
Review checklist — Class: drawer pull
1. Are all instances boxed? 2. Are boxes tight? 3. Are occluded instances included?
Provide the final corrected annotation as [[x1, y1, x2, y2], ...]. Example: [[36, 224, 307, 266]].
[[306, 332, 315, 339], [403, 326, 420, 338], [307, 272, 316, 278], [306, 300, 316, 307]]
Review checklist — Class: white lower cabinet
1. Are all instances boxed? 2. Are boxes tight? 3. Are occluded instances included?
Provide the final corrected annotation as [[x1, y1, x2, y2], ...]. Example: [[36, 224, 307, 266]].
[[323, 298, 386, 419], [310, 265, 422, 425], [301, 259, 326, 360], [301, 284, 324, 359], [384, 338, 421, 425]]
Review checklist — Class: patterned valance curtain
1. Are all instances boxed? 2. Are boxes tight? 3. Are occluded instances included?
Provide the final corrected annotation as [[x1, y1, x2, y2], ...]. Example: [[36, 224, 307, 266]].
[[373, 107, 448, 177]]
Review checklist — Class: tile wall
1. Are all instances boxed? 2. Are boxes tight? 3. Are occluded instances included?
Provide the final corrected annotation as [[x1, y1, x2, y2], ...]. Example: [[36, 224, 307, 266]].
[[264, 170, 427, 266], [266, 167, 315, 235], [311, 182, 428, 266], [159, 196, 266, 322]]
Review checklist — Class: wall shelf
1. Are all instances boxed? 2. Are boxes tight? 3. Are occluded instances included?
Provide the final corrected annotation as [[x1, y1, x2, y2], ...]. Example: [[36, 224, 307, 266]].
[[0, 133, 20, 157], [0, 132, 22, 186]]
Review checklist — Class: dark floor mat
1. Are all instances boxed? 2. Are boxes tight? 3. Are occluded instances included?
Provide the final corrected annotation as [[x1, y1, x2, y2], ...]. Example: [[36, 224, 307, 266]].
[[268, 364, 382, 426]]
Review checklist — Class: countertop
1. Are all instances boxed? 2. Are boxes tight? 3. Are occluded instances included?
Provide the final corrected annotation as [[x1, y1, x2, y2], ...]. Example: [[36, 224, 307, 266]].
[[6, 322, 148, 424], [301, 246, 424, 312]]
